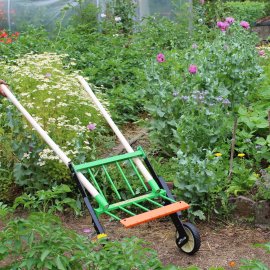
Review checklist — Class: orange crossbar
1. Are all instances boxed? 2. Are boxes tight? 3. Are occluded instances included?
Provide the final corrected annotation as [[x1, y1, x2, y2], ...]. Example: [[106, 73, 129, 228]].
[[120, 201, 190, 228]]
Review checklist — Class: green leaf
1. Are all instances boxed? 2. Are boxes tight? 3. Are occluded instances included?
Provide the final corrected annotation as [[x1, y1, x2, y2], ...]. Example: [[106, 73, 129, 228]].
[[40, 249, 51, 262], [192, 210, 206, 220], [255, 137, 266, 146], [55, 255, 66, 270]]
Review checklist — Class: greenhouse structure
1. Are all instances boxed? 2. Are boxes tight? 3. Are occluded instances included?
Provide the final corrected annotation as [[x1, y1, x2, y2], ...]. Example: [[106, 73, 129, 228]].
[[0, 0, 192, 31]]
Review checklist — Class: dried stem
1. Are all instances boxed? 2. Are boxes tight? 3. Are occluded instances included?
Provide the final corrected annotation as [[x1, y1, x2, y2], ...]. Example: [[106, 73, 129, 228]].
[[228, 117, 238, 181]]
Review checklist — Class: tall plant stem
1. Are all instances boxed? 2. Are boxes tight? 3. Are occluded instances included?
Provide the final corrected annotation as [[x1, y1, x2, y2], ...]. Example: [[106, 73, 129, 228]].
[[268, 110, 270, 133], [228, 116, 238, 181]]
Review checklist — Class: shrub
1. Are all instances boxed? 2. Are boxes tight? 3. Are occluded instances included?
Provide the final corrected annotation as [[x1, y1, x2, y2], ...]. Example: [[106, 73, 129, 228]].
[[224, 1, 266, 25], [144, 22, 261, 154], [143, 21, 263, 219]]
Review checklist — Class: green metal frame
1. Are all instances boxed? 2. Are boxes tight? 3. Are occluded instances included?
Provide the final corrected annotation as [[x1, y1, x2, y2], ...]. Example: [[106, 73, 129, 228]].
[[73, 146, 175, 220]]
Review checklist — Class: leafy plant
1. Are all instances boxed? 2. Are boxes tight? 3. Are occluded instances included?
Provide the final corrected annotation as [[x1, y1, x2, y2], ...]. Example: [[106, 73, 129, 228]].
[[0, 212, 170, 270], [239, 259, 269, 270], [174, 150, 230, 220], [13, 184, 82, 215], [0, 202, 13, 221]]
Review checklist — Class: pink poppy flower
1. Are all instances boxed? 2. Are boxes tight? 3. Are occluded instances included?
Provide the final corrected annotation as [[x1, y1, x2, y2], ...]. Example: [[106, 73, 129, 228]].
[[188, 64, 198, 74], [217, 21, 223, 28], [156, 53, 165, 63], [225, 17, 235, 25], [240, 21, 250, 29], [217, 21, 230, 32]]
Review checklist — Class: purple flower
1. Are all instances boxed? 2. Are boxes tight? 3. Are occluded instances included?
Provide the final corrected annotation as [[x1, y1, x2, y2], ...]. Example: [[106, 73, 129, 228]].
[[198, 95, 204, 101], [83, 228, 92, 233], [222, 98, 231, 105], [258, 50, 265, 56], [192, 43, 198, 49], [45, 73, 52, 78], [173, 91, 179, 97], [188, 64, 198, 74], [181, 95, 189, 101], [225, 17, 235, 25], [216, 96, 223, 102], [156, 53, 165, 63], [217, 21, 223, 28], [217, 21, 230, 32], [221, 22, 230, 31], [87, 123, 96, 131], [240, 21, 250, 29]]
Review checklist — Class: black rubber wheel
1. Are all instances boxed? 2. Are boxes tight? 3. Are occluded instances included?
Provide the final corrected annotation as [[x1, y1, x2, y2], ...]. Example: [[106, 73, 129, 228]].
[[176, 222, 201, 255]]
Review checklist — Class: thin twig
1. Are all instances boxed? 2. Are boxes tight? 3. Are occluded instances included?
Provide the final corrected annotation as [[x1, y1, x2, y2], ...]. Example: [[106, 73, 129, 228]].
[[207, 241, 212, 251]]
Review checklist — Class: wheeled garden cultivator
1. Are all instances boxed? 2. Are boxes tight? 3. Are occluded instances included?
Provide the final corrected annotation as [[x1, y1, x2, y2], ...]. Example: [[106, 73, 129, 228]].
[[1, 78, 201, 255]]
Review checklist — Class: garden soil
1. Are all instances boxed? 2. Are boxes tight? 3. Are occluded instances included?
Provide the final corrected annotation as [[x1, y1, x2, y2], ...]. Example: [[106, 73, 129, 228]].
[[1, 216, 269, 269], [65, 215, 270, 269]]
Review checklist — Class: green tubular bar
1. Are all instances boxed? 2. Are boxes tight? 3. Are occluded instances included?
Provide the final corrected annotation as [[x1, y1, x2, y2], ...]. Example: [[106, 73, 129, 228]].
[[95, 190, 166, 215], [73, 149, 145, 171], [116, 161, 135, 195], [119, 206, 136, 216], [133, 202, 150, 212], [128, 159, 148, 191], [88, 168, 105, 199], [73, 147, 175, 220], [104, 211, 121, 221], [146, 198, 164, 207], [102, 165, 122, 200]]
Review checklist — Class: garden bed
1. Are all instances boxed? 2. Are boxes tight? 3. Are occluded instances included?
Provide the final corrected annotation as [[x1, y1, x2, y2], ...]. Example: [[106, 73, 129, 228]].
[[64, 215, 270, 269], [0, 212, 269, 269]]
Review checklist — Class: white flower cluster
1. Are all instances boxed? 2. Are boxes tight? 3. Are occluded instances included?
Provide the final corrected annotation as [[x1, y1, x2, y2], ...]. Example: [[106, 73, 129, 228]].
[[1, 52, 108, 168]]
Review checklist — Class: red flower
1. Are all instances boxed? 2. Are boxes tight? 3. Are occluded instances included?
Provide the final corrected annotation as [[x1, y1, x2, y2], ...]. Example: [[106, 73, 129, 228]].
[[0, 32, 8, 38], [5, 38, 12, 44]]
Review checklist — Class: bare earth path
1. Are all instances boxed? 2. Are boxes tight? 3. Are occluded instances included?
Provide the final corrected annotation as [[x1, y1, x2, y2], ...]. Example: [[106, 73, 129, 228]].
[[65, 215, 270, 270]]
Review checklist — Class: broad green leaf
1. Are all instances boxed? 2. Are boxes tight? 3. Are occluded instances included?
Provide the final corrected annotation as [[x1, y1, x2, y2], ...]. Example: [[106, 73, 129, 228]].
[[55, 255, 66, 270], [40, 249, 51, 262]]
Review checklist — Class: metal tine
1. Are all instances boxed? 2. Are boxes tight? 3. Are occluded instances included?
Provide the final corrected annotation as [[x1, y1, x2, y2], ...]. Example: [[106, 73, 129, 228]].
[[146, 198, 163, 207], [102, 165, 122, 200], [128, 159, 148, 191], [119, 206, 136, 216], [104, 211, 121, 221], [160, 194, 176, 203], [116, 161, 135, 196], [87, 168, 105, 199], [133, 202, 150, 212]]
